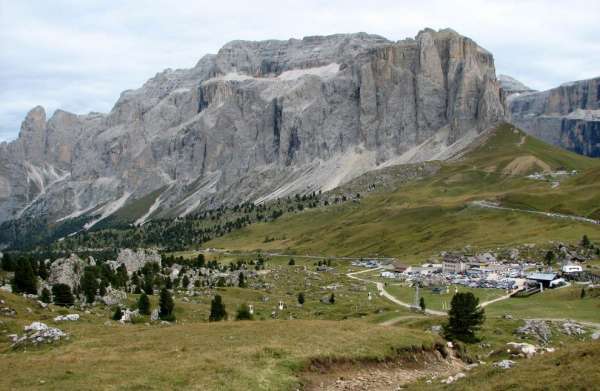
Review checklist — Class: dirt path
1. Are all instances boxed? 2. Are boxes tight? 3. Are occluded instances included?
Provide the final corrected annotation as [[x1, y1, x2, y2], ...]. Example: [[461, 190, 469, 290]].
[[471, 200, 599, 225], [303, 349, 465, 391]]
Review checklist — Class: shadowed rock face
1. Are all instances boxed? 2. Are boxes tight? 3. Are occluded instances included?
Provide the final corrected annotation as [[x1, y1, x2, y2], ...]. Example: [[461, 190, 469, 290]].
[[0, 28, 504, 230], [508, 77, 600, 157]]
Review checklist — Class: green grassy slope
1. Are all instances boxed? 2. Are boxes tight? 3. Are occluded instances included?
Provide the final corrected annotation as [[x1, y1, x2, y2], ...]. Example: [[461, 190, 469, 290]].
[[209, 124, 600, 262]]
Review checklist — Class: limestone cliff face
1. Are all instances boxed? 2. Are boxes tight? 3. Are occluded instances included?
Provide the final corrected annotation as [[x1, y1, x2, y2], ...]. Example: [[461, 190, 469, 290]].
[[508, 77, 600, 157], [0, 29, 504, 231]]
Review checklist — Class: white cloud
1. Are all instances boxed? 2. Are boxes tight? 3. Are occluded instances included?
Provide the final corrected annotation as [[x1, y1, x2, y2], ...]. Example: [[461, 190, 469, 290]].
[[1, 0, 599, 142]]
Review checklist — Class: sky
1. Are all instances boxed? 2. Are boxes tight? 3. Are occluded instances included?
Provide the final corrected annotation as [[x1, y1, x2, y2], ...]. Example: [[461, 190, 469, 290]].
[[1, 0, 599, 142]]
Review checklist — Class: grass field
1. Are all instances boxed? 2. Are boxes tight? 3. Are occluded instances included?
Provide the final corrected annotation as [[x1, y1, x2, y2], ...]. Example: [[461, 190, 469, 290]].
[[385, 285, 506, 311], [208, 125, 600, 263]]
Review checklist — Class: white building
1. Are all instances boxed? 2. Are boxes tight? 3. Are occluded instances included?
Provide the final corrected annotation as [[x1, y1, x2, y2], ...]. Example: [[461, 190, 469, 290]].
[[562, 264, 583, 273]]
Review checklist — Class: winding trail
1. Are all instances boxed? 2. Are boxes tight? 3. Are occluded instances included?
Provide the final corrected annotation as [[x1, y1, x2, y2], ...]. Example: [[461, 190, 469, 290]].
[[346, 268, 522, 321], [346, 268, 447, 316], [471, 200, 599, 225]]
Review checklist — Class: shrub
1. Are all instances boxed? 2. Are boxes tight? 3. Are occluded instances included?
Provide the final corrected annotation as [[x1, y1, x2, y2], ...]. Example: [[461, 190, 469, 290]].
[[297, 292, 305, 305], [235, 303, 253, 320]]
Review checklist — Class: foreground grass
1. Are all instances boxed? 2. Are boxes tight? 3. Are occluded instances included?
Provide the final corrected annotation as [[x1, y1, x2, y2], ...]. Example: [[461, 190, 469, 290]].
[[0, 316, 436, 390]]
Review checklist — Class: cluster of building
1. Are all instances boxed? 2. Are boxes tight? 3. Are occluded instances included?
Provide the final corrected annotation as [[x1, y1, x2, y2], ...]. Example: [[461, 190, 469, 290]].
[[378, 251, 582, 292]]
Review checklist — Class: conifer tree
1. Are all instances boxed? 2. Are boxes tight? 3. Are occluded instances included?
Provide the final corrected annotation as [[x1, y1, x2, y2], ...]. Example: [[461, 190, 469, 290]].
[[444, 292, 485, 342], [238, 272, 246, 288], [209, 294, 227, 321], [329, 293, 335, 304], [182, 275, 190, 289], [12, 260, 38, 294], [112, 306, 123, 321], [159, 288, 175, 321], [419, 297, 426, 311], [138, 292, 151, 315], [40, 287, 51, 304], [1, 253, 14, 271], [80, 269, 98, 303], [52, 284, 74, 307]]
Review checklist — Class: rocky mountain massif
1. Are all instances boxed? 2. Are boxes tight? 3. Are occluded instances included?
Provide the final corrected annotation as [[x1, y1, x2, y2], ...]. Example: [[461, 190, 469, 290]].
[[0, 28, 506, 243], [507, 77, 600, 157]]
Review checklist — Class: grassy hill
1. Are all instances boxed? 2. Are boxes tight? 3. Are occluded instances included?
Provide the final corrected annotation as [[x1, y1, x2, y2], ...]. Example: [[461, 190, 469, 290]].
[[208, 123, 600, 262]]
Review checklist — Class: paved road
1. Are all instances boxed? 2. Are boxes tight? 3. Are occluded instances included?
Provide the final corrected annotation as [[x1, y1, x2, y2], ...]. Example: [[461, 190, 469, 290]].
[[471, 200, 599, 225]]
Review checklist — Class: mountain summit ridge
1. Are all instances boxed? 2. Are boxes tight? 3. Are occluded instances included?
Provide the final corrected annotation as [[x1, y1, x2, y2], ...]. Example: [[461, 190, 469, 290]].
[[0, 28, 505, 235]]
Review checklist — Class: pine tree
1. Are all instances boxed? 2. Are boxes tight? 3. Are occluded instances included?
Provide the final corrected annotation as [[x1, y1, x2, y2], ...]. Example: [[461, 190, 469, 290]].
[[80, 268, 98, 303], [38, 260, 49, 280], [182, 275, 190, 289], [12, 260, 38, 294], [329, 293, 335, 304], [1, 253, 14, 271], [444, 292, 485, 342], [582, 235, 591, 248], [195, 254, 205, 268], [209, 294, 227, 321], [288, 258, 295, 266], [419, 297, 426, 311], [40, 287, 51, 304], [581, 288, 587, 299], [235, 303, 253, 320], [52, 284, 74, 307], [298, 292, 305, 305], [138, 293, 151, 315], [112, 306, 123, 321], [159, 288, 175, 321], [238, 272, 246, 288], [144, 275, 154, 295], [544, 250, 555, 265]]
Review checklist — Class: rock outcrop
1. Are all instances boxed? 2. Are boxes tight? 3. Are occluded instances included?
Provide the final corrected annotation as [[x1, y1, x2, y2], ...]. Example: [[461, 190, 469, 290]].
[[116, 248, 161, 275], [508, 77, 600, 157], [0, 29, 505, 242], [47, 254, 86, 289]]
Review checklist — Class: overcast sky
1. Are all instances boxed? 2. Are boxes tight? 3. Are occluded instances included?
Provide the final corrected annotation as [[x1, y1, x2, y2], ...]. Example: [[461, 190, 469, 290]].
[[1, 0, 599, 142]]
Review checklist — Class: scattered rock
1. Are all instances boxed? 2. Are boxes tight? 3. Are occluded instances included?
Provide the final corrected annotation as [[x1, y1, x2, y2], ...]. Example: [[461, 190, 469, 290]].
[[150, 309, 159, 321], [591, 331, 600, 340], [561, 321, 585, 336], [0, 306, 16, 317], [11, 322, 68, 348], [119, 309, 140, 323], [516, 320, 552, 343], [431, 325, 442, 334], [441, 372, 465, 384], [493, 360, 515, 369], [507, 342, 537, 358], [54, 314, 80, 322]]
